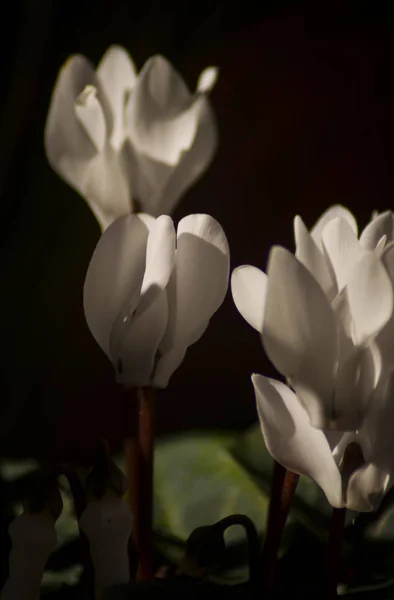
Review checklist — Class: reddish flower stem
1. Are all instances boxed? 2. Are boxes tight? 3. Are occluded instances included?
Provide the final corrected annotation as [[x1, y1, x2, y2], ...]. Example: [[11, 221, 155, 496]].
[[123, 386, 156, 581], [136, 387, 156, 581], [123, 387, 140, 579], [326, 507, 346, 600], [261, 461, 300, 589]]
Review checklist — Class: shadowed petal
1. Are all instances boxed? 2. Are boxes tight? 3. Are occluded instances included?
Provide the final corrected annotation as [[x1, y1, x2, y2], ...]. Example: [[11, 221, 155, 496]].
[[74, 85, 107, 152], [359, 211, 394, 250], [127, 55, 194, 165], [146, 95, 218, 216], [252, 375, 343, 508], [112, 291, 168, 386], [83, 214, 149, 357], [97, 45, 137, 149], [45, 55, 99, 191], [165, 214, 229, 348], [231, 265, 267, 333], [294, 215, 336, 298], [347, 463, 391, 512], [322, 217, 365, 292], [82, 146, 131, 231], [311, 205, 358, 249], [156, 214, 229, 383], [263, 246, 337, 428], [346, 251, 393, 345], [375, 243, 394, 374]]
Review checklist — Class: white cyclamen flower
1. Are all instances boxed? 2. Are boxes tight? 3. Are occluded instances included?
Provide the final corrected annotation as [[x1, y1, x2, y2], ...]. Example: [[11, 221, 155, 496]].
[[232, 205, 394, 431], [45, 45, 218, 231], [83, 213, 229, 387], [251, 372, 394, 512]]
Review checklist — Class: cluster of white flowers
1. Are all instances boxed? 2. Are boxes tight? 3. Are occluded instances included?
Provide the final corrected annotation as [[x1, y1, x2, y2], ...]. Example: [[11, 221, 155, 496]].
[[45, 45, 394, 516], [232, 207, 394, 511], [45, 45, 229, 390]]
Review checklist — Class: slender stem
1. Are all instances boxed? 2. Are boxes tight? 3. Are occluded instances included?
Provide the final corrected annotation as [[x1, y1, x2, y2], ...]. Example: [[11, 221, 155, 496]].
[[136, 387, 156, 581], [261, 461, 300, 589], [326, 507, 346, 600], [219, 514, 260, 584], [122, 387, 140, 579]]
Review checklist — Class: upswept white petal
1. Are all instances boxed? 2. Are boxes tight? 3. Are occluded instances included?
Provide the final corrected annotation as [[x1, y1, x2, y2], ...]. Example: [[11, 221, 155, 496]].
[[311, 205, 358, 249], [358, 374, 394, 473], [252, 375, 343, 508], [321, 217, 365, 292], [97, 45, 137, 149], [375, 235, 387, 256], [145, 95, 218, 216], [331, 289, 356, 362], [83, 214, 149, 357], [231, 265, 267, 333], [108, 215, 175, 364], [375, 244, 394, 375], [332, 346, 377, 431], [346, 250, 393, 345], [196, 67, 219, 93], [162, 214, 230, 350], [126, 55, 195, 165], [45, 55, 99, 191], [82, 146, 131, 231], [139, 215, 176, 304], [294, 215, 336, 298], [263, 246, 337, 428], [347, 463, 391, 512], [74, 85, 107, 152], [359, 211, 394, 250], [113, 290, 168, 386]]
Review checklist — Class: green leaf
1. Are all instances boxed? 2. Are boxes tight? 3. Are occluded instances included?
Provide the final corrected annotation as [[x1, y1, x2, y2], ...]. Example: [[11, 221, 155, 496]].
[[151, 431, 269, 583]]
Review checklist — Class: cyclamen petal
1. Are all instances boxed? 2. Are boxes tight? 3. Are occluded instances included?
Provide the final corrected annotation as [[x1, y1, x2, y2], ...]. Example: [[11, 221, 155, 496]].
[[346, 463, 391, 512], [231, 265, 267, 333], [97, 45, 137, 150], [196, 67, 219, 93], [45, 47, 218, 229], [311, 205, 358, 249], [163, 214, 230, 350], [294, 215, 336, 298], [83, 214, 149, 358], [321, 217, 365, 292], [84, 212, 229, 387], [74, 85, 107, 153], [45, 55, 99, 193], [346, 250, 393, 345], [252, 375, 343, 508], [145, 95, 218, 216], [359, 211, 394, 250], [263, 246, 337, 428]]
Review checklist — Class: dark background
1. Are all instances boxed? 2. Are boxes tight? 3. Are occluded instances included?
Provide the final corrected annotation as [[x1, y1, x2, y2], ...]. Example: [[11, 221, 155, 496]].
[[1, 0, 394, 464]]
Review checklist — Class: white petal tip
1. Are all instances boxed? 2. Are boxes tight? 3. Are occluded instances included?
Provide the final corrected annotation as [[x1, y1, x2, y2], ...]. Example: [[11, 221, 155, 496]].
[[197, 67, 219, 93]]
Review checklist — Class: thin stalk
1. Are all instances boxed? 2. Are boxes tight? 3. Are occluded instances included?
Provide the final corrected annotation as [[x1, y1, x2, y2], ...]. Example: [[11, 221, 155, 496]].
[[122, 387, 140, 578], [261, 461, 300, 589], [123, 386, 156, 581], [136, 387, 156, 581], [326, 507, 346, 600]]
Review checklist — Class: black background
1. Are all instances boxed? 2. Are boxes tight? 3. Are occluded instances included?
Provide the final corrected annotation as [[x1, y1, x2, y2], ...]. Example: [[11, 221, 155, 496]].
[[2, 0, 394, 463]]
